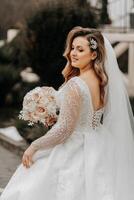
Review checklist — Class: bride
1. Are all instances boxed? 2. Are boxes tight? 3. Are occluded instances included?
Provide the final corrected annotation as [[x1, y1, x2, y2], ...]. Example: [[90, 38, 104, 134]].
[[1, 26, 134, 200]]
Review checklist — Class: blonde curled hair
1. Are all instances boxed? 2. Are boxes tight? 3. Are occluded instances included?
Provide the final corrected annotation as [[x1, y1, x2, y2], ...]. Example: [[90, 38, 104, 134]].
[[62, 26, 108, 106]]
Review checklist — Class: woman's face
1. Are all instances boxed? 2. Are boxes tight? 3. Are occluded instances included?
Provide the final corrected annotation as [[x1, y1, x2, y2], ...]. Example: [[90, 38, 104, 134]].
[[70, 36, 96, 69]]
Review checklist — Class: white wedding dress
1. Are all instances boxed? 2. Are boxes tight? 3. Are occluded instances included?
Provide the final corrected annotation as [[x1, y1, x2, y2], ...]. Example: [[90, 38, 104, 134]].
[[0, 76, 115, 200], [1, 36, 134, 200]]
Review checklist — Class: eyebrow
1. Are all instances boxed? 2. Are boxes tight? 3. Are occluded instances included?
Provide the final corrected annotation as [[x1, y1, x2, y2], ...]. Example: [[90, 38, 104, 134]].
[[71, 44, 84, 48]]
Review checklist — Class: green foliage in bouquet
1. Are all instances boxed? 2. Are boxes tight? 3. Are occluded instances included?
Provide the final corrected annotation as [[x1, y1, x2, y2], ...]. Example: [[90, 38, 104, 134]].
[[15, 118, 49, 144]]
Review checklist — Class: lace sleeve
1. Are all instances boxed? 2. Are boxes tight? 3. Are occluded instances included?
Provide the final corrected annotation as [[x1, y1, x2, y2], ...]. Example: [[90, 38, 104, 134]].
[[30, 79, 82, 150]]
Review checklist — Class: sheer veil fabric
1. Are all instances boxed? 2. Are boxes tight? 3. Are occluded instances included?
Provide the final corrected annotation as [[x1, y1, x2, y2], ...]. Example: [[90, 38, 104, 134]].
[[102, 35, 134, 199]]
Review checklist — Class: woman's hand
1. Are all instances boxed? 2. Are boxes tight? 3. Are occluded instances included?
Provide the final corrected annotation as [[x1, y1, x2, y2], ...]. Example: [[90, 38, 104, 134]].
[[22, 145, 37, 168]]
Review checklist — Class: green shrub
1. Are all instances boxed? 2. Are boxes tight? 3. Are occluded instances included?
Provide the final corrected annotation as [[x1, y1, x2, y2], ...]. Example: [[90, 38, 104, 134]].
[[25, 3, 98, 89], [0, 64, 20, 105]]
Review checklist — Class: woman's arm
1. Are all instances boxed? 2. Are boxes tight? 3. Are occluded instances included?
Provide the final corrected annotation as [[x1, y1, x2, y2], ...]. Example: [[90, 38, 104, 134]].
[[30, 79, 82, 150]]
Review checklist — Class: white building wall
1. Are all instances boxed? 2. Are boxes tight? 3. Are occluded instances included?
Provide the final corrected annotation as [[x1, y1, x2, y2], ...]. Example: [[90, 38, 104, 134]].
[[108, 0, 133, 28], [88, 0, 134, 28]]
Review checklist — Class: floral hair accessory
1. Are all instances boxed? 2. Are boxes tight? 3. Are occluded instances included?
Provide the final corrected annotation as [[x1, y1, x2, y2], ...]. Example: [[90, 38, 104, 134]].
[[90, 38, 98, 50]]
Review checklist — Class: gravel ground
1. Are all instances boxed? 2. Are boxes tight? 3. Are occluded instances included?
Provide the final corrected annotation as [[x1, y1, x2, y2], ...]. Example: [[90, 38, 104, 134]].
[[0, 144, 21, 189]]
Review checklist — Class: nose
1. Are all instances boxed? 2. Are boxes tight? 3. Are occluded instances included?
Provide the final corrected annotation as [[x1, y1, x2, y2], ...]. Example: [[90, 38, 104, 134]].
[[71, 49, 77, 57]]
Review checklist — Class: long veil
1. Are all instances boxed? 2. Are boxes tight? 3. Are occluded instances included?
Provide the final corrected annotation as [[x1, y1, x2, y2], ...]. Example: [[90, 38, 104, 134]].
[[103, 35, 134, 199]]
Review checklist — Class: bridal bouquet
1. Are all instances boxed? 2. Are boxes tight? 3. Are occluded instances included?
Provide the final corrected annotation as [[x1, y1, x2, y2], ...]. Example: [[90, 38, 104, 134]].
[[19, 86, 59, 127]]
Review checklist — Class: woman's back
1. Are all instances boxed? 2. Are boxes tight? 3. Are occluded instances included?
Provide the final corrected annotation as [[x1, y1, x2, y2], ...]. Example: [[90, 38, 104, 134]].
[[78, 70, 103, 112]]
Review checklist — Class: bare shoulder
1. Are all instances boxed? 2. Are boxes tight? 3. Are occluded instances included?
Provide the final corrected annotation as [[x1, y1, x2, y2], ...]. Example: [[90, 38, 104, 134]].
[[79, 74, 101, 110], [88, 76, 100, 94], [79, 73, 100, 92], [87, 78, 100, 99]]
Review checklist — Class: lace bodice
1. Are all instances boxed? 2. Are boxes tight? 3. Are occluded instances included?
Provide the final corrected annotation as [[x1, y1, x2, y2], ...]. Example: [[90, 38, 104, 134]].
[[31, 76, 104, 151], [72, 77, 104, 131]]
